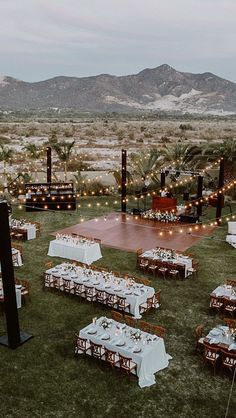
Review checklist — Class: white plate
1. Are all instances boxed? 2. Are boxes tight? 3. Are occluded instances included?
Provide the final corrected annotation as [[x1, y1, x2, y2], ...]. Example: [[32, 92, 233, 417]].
[[101, 334, 110, 340], [87, 328, 97, 335], [115, 341, 125, 346]]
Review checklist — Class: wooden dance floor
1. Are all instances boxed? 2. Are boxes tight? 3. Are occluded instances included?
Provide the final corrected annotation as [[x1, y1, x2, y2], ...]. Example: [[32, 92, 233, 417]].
[[52, 213, 215, 253]]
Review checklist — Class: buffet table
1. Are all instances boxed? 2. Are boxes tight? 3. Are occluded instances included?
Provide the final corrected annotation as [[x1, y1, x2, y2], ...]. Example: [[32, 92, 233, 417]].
[[48, 239, 102, 264], [79, 316, 172, 388]]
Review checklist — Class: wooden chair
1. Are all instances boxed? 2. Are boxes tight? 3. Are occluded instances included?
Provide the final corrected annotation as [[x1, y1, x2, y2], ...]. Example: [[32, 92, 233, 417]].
[[136, 248, 143, 267], [62, 278, 74, 294], [139, 297, 153, 314], [152, 325, 166, 339], [12, 251, 21, 266], [139, 258, 149, 272], [32, 221, 41, 236], [224, 318, 236, 329], [168, 268, 180, 280], [226, 279, 236, 287], [209, 296, 224, 312], [187, 261, 199, 279], [139, 320, 153, 333], [90, 341, 105, 360], [105, 292, 118, 309], [158, 263, 168, 279], [117, 296, 130, 313], [53, 276, 64, 292], [124, 314, 137, 328], [194, 324, 204, 349], [44, 272, 56, 289], [220, 348, 236, 374], [111, 310, 123, 322], [148, 260, 158, 277], [104, 348, 119, 368], [223, 298, 236, 317], [95, 288, 107, 304], [203, 342, 220, 375], [73, 282, 85, 299], [45, 261, 53, 269], [20, 279, 30, 304], [118, 354, 137, 376], [84, 285, 96, 302], [75, 335, 91, 355]]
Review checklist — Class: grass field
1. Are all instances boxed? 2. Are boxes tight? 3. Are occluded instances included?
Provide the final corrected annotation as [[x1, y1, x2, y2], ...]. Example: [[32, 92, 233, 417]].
[[0, 196, 236, 418]]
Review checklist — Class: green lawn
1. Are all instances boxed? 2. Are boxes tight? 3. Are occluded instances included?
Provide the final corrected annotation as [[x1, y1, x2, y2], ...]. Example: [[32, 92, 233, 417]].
[[0, 197, 236, 418]]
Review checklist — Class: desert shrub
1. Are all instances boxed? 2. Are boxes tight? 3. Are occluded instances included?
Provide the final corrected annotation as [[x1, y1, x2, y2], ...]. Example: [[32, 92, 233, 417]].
[[179, 123, 194, 131]]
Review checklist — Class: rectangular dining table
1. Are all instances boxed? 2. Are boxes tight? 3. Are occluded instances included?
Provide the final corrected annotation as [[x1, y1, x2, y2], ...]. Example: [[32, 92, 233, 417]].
[[79, 316, 172, 388], [48, 239, 102, 264], [46, 264, 155, 318]]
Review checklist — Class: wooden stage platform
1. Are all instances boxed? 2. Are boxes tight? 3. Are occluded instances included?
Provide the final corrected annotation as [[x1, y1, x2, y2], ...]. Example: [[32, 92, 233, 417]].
[[52, 213, 215, 253]]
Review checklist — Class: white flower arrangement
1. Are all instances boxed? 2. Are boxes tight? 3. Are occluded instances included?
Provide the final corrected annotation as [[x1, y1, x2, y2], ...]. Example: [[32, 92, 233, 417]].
[[100, 317, 112, 330], [142, 210, 180, 223], [130, 330, 142, 342]]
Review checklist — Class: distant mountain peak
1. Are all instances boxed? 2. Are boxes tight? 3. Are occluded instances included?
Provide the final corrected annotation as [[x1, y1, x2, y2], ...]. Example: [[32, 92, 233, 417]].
[[0, 65, 236, 115]]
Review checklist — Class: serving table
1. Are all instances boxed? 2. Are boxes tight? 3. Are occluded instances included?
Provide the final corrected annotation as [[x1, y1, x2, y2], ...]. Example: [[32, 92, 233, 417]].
[[78, 316, 172, 388], [48, 238, 102, 265]]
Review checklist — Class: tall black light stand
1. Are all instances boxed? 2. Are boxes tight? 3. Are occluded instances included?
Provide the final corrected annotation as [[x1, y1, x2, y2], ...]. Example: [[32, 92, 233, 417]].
[[0, 202, 32, 349], [121, 149, 127, 213], [216, 157, 225, 225]]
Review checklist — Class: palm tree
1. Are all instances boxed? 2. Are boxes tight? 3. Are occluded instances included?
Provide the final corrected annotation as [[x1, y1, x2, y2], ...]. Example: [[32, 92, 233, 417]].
[[130, 149, 163, 185], [23, 143, 42, 175], [161, 142, 204, 171], [0, 145, 13, 183], [52, 140, 75, 181], [203, 139, 236, 180]]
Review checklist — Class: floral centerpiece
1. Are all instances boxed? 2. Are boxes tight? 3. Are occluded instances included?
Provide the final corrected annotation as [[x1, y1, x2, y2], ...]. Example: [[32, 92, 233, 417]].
[[100, 317, 112, 330], [130, 330, 142, 342], [232, 329, 236, 341]]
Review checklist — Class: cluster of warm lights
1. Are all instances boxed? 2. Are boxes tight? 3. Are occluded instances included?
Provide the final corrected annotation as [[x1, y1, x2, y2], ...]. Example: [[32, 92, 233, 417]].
[[185, 179, 236, 209]]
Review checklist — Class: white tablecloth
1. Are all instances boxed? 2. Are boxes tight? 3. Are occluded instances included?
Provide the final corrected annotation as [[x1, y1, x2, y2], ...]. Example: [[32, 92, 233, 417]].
[[141, 250, 192, 277], [211, 285, 236, 301], [0, 249, 23, 272], [47, 239, 102, 264], [206, 326, 236, 349], [11, 223, 36, 240], [46, 264, 155, 318], [228, 222, 236, 235], [226, 234, 236, 248], [0, 285, 22, 309], [79, 317, 172, 388]]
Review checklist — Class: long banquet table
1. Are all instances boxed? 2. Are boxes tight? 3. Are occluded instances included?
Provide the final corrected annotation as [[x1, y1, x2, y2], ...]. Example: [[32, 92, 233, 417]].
[[141, 249, 193, 278], [79, 316, 172, 388], [48, 239, 102, 264], [11, 223, 36, 240], [46, 263, 155, 318]]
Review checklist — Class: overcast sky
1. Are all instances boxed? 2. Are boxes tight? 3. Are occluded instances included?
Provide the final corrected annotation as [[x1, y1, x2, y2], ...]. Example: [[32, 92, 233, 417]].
[[0, 0, 235, 82]]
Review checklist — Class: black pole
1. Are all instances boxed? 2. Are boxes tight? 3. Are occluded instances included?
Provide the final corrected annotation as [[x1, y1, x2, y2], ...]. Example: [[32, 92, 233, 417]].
[[197, 175, 203, 217], [216, 157, 225, 225], [47, 146, 52, 183], [0, 202, 32, 348], [121, 149, 127, 213], [161, 172, 165, 189]]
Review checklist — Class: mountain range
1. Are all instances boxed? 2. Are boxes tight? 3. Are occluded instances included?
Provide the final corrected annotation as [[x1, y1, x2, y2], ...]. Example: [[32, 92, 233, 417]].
[[0, 64, 236, 114]]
